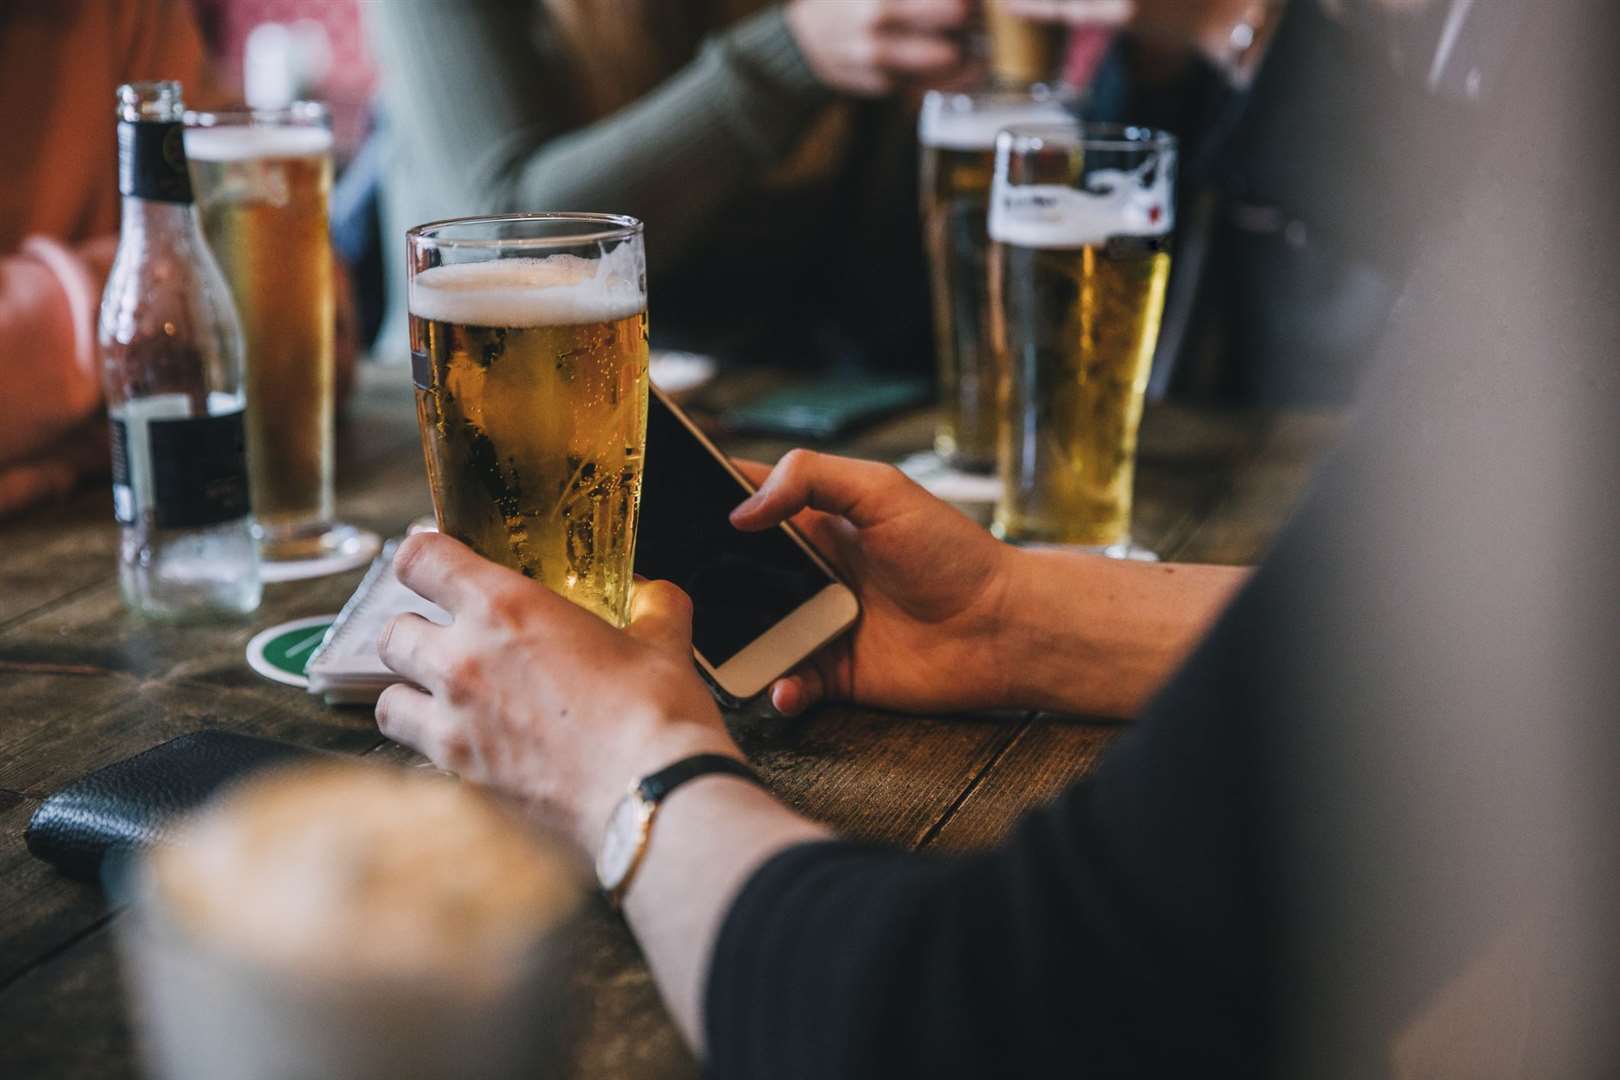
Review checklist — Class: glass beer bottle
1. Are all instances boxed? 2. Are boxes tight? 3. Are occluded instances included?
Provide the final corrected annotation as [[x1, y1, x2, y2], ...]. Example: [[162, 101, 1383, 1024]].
[[98, 82, 260, 618]]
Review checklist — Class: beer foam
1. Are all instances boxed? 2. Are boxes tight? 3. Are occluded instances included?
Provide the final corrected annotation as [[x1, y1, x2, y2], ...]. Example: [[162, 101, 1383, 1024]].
[[149, 763, 584, 984], [989, 167, 1175, 249], [183, 125, 334, 161], [919, 101, 1074, 150], [410, 251, 645, 328]]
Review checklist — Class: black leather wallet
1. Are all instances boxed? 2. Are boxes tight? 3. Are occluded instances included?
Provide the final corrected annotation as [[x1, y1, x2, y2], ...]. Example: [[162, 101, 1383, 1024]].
[[25, 730, 319, 886]]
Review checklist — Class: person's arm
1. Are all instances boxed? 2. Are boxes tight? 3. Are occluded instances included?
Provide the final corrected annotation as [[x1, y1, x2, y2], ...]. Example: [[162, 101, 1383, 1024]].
[[367, 2, 969, 274], [370, 528, 1260, 1069], [729, 450, 1247, 718], [0, 238, 115, 469]]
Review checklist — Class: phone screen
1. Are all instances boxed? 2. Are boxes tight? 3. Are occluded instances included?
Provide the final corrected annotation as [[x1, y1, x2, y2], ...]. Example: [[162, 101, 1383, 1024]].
[[635, 393, 835, 666]]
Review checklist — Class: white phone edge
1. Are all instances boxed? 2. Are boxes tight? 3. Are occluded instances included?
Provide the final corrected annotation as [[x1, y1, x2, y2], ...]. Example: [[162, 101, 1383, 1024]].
[[651, 385, 861, 702]]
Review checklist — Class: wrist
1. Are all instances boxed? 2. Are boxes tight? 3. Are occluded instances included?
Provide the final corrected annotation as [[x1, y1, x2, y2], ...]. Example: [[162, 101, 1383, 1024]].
[[580, 710, 739, 855]]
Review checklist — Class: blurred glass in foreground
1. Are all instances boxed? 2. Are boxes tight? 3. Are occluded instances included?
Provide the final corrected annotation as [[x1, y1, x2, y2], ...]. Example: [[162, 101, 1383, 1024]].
[[989, 123, 1175, 555], [919, 87, 1074, 473], [117, 763, 584, 1080], [407, 214, 649, 627]]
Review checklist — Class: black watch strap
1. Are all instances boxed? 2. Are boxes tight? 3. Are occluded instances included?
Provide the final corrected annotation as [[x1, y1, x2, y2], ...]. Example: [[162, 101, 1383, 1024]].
[[636, 753, 761, 805]]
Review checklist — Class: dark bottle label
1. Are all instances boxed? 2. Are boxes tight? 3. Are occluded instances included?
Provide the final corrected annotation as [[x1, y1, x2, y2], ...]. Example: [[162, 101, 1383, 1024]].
[[144, 410, 251, 529], [118, 120, 193, 203]]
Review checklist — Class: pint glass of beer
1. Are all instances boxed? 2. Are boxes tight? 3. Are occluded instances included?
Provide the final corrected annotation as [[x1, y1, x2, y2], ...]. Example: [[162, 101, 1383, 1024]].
[[920, 88, 1075, 473], [982, 0, 1067, 86], [185, 105, 356, 564], [406, 214, 649, 626], [988, 124, 1176, 555]]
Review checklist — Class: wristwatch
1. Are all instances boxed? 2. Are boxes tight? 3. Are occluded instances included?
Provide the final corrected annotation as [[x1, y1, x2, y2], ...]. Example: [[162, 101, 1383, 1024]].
[[595, 753, 764, 908]]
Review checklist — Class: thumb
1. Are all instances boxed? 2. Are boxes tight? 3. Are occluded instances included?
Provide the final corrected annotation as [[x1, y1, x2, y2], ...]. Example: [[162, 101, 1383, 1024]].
[[626, 579, 695, 655]]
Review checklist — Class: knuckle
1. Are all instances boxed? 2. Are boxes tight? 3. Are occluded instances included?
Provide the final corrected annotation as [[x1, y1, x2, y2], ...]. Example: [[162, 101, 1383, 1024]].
[[393, 532, 435, 581], [778, 447, 818, 476], [441, 654, 483, 705]]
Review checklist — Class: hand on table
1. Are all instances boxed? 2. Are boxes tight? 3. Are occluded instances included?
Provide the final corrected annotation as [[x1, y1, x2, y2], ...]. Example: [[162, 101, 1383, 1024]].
[[731, 450, 1020, 717], [785, 0, 975, 96], [375, 533, 738, 854]]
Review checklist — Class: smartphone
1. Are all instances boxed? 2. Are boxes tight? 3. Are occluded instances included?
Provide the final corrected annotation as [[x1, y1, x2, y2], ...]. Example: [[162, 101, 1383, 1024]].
[[636, 387, 859, 701]]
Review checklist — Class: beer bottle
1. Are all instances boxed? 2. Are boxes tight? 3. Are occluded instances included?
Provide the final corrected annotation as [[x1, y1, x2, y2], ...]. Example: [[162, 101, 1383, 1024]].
[[98, 82, 261, 618]]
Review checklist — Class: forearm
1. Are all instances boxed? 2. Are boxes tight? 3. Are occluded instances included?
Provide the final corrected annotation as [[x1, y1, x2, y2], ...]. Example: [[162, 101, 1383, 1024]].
[[621, 776, 829, 1053], [372, 5, 830, 276], [998, 549, 1250, 717], [0, 244, 103, 465]]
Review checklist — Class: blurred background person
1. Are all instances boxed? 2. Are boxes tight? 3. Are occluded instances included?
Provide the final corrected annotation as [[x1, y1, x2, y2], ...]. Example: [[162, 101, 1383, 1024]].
[[366, 0, 978, 372], [0, 0, 210, 515]]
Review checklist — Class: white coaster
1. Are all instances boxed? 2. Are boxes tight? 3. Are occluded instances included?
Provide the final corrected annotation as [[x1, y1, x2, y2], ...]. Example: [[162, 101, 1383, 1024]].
[[898, 452, 1003, 505], [245, 615, 337, 688], [260, 528, 383, 583]]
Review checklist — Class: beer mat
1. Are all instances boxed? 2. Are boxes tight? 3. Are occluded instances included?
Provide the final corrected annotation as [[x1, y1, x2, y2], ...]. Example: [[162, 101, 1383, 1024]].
[[650, 349, 716, 400], [245, 616, 337, 688], [898, 452, 1003, 505], [259, 527, 383, 583], [304, 539, 450, 706]]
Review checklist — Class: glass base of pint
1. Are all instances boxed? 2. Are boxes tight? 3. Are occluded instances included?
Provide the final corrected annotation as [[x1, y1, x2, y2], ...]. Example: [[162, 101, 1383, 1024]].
[[991, 521, 1159, 562], [933, 433, 997, 476], [256, 518, 366, 565]]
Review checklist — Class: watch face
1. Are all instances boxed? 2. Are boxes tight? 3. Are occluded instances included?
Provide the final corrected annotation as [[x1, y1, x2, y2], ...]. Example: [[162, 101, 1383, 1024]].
[[596, 793, 643, 891]]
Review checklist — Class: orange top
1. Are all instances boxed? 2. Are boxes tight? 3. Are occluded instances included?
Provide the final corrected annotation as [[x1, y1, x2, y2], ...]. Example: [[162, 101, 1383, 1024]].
[[0, 0, 211, 510]]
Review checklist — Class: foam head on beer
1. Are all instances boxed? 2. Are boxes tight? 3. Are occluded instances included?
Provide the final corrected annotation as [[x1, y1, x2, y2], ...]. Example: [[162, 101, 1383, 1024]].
[[918, 98, 1074, 151], [408, 249, 645, 328], [182, 124, 334, 162], [146, 762, 583, 985]]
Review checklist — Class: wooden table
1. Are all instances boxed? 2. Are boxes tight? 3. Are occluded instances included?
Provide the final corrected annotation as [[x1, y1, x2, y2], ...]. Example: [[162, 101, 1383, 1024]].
[[0, 366, 1338, 1078]]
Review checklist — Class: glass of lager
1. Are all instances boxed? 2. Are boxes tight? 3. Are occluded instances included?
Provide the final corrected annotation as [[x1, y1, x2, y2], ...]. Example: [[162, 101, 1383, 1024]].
[[185, 104, 361, 565], [406, 214, 649, 627], [988, 124, 1176, 556], [920, 87, 1074, 473], [981, 0, 1067, 86]]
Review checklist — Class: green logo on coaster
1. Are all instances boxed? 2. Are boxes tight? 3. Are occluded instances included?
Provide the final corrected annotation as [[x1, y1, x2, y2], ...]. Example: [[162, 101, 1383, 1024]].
[[246, 616, 336, 688]]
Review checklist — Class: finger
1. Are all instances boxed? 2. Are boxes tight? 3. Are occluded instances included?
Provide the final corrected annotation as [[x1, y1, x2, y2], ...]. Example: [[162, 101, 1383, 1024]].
[[378, 611, 447, 687], [769, 663, 828, 718], [393, 531, 528, 615], [375, 683, 470, 770], [876, 0, 972, 32], [731, 458, 773, 489], [1002, 0, 1134, 26], [730, 449, 907, 532], [625, 579, 695, 655], [873, 31, 963, 76]]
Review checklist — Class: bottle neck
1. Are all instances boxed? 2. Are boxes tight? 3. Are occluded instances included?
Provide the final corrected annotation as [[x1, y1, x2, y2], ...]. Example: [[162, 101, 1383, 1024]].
[[118, 119, 194, 204]]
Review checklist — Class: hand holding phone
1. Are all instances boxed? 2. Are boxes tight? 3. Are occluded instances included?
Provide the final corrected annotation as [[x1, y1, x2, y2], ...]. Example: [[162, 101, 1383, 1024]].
[[636, 389, 859, 701], [727, 449, 1021, 718]]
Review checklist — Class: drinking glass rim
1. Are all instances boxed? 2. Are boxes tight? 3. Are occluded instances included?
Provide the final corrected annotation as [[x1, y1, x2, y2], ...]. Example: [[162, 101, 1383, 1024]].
[[922, 82, 1080, 110], [184, 102, 330, 129], [997, 122, 1177, 154], [408, 212, 645, 250]]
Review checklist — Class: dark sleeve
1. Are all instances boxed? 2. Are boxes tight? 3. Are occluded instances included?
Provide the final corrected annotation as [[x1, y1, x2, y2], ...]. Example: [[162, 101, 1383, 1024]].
[[707, 639, 1275, 1077]]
